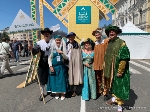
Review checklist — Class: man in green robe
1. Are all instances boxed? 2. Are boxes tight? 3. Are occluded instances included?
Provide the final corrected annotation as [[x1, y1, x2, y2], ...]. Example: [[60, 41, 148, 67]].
[[103, 26, 130, 112]]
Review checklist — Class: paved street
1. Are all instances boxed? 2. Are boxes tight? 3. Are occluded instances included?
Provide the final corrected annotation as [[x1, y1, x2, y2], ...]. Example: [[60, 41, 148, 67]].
[[0, 57, 150, 112]]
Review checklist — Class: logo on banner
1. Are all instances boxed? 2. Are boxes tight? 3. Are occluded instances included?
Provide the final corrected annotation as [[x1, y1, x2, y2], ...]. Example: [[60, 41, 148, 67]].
[[76, 6, 91, 24], [20, 13, 25, 19]]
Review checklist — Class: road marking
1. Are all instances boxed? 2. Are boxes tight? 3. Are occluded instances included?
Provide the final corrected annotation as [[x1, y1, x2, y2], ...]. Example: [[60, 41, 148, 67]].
[[138, 60, 150, 66], [17, 66, 29, 72], [130, 61, 150, 72], [80, 97, 86, 112], [129, 67, 142, 74], [19, 60, 30, 64]]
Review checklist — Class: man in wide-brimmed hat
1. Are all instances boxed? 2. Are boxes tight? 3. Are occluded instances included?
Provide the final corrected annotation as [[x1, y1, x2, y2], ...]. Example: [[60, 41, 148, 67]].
[[31, 27, 53, 101], [66, 32, 83, 97], [92, 28, 109, 100], [103, 25, 130, 112]]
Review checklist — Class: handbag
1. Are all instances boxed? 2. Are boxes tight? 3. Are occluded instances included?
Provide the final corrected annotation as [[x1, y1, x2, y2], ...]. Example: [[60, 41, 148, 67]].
[[1, 43, 11, 58]]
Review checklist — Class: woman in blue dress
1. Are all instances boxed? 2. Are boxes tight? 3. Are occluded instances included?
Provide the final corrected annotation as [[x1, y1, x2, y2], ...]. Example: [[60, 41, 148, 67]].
[[81, 38, 97, 100], [47, 35, 69, 100]]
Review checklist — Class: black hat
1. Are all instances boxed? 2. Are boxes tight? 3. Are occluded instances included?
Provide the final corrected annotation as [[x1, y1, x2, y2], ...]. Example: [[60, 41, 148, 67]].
[[66, 32, 76, 38], [105, 25, 122, 36], [41, 28, 53, 35]]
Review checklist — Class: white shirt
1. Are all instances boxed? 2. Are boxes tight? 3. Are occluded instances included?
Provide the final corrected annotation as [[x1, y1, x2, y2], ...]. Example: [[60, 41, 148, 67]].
[[0, 42, 11, 55], [95, 39, 104, 45]]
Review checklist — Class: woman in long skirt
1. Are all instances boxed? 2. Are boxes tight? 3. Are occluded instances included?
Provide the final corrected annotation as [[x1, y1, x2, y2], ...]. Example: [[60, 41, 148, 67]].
[[47, 35, 69, 100], [81, 38, 96, 100]]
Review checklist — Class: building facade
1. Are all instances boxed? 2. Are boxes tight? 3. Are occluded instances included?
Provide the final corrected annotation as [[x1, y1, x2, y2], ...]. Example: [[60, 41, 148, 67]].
[[9, 31, 41, 44], [112, 0, 150, 32]]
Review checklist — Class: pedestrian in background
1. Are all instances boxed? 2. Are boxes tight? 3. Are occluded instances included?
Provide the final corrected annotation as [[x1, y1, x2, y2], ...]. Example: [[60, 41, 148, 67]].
[[0, 38, 14, 78]]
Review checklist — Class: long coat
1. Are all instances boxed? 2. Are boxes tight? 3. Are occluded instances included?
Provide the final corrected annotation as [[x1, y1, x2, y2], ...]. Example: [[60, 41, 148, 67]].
[[69, 48, 83, 85]]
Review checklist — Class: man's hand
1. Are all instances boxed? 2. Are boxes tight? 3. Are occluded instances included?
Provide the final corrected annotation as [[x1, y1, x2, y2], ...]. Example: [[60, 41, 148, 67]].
[[117, 73, 122, 77], [50, 66, 54, 72], [57, 49, 63, 54]]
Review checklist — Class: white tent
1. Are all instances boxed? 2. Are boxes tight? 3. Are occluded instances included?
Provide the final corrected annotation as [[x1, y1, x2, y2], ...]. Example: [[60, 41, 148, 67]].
[[122, 21, 147, 33], [119, 21, 150, 59], [8, 9, 41, 33]]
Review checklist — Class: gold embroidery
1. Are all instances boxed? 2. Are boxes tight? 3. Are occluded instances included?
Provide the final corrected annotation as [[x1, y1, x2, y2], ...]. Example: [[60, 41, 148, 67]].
[[118, 60, 126, 74]]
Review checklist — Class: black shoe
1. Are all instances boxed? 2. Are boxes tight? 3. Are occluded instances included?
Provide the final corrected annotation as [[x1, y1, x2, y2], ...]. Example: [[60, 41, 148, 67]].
[[104, 95, 109, 101], [47, 92, 51, 96], [39, 94, 44, 101]]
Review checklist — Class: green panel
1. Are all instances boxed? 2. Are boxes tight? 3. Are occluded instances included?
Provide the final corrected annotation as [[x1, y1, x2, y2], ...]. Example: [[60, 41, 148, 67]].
[[120, 33, 150, 35], [99, 0, 116, 14], [58, 4, 62, 8], [53, 0, 70, 14], [57, 8, 61, 12]]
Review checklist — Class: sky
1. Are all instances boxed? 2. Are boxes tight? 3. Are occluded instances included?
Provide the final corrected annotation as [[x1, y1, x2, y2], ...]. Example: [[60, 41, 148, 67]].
[[0, 0, 112, 33]]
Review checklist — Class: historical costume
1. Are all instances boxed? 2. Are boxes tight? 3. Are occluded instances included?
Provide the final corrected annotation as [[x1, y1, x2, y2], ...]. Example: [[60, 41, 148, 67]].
[[92, 28, 109, 100], [81, 38, 96, 100], [66, 32, 83, 97], [47, 35, 69, 100], [104, 26, 130, 112], [32, 28, 53, 101]]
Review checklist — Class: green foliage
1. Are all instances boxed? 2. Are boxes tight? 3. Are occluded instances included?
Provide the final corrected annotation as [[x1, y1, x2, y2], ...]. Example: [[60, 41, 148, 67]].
[[0, 31, 10, 41]]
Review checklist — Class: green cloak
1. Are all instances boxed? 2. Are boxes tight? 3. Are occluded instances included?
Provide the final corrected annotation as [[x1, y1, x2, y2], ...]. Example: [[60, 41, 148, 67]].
[[104, 37, 130, 100]]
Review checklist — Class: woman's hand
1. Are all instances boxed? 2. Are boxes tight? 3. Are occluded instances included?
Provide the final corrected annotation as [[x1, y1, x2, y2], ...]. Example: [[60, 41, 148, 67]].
[[57, 49, 63, 54], [85, 63, 90, 67], [50, 66, 54, 72]]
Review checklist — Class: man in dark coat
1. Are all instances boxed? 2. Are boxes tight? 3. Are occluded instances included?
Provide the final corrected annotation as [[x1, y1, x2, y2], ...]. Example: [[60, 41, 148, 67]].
[[31, 28, 53, 101]]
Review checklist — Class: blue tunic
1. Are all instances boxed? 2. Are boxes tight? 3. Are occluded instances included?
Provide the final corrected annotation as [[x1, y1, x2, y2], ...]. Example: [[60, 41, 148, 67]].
[[47, 52, 69, 93], [82, 52, 96, 100]]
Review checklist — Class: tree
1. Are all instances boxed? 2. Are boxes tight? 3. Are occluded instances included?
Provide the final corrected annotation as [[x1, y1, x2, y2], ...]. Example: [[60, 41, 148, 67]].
[[0, 31, 10, 40]]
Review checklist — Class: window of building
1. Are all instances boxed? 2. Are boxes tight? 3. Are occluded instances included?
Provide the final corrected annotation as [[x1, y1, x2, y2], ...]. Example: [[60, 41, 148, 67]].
[[139, 9, 142, 23], [133, 13, 134, 24], [23, 34, 26, 36], [126, 18, 127, 23], [134, 0, 136, 4], [130, 0, 132, 6]]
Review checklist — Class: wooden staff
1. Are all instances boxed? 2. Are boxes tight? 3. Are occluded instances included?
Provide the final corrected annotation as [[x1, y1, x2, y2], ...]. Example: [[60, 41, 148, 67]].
[[35, 52, 46, 104]]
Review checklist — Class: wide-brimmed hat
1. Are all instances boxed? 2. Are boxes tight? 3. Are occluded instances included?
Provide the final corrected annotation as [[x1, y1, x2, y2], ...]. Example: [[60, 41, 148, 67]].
[[105, 25, 122, 36], [92, 28, 102, 36], [81, 38, 95, 50], [66, 32, 76, 38], [41, 28, 53, 35]]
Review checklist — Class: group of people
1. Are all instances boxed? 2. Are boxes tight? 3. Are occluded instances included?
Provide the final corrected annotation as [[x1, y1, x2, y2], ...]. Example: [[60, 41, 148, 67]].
[[0, 37, 29, 79], [31, 26, 130, 112], [9, 39, 29, 62]]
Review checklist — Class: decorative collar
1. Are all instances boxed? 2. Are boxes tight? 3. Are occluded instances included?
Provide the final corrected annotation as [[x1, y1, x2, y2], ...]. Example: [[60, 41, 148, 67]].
[[37, 39, 53, 51]]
